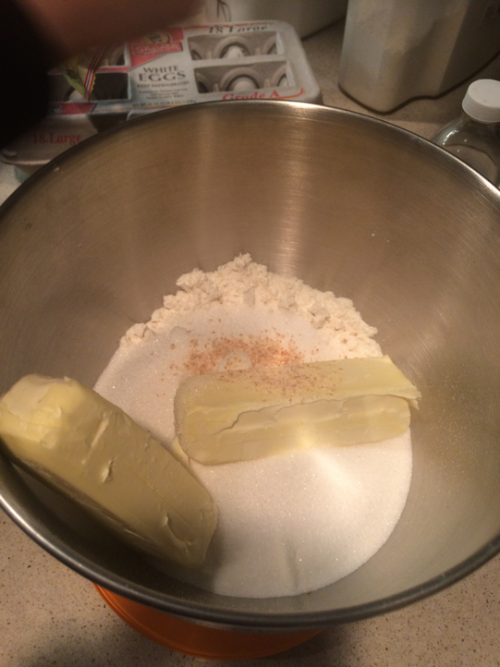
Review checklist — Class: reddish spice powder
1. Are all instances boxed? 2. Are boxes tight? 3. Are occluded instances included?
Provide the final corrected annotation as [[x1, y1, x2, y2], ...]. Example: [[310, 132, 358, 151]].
[[183, 333, 304, 376]]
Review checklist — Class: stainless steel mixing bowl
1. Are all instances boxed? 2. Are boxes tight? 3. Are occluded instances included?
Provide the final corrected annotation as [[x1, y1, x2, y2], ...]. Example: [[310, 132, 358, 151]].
[[1, 101, 500, 631]]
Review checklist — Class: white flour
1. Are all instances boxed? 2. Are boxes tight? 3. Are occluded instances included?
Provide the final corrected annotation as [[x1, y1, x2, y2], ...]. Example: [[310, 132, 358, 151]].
[[95, 254, 412, 598], [121, 253, 380, 355]]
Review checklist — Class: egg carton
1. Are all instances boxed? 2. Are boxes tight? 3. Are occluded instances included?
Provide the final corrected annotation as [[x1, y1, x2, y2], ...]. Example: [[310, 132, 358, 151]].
[[1, 21, 321, 174]]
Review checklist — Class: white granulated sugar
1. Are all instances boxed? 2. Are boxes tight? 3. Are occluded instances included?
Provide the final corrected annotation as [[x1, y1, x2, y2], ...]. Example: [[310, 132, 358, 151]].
[[95, 254, 412, 599], [166, 435, 411, 598]]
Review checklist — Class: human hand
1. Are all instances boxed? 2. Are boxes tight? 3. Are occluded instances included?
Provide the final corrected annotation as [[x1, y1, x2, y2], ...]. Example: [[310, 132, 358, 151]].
[[16, 0, 202, 65]]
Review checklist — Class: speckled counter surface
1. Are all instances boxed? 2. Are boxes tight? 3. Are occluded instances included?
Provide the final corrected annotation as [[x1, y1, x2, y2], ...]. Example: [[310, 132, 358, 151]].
[[1, 20, 500, 667]]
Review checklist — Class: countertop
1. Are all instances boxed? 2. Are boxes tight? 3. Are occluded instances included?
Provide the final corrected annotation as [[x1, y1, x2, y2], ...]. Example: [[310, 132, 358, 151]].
[[1, 19, 500, 667]]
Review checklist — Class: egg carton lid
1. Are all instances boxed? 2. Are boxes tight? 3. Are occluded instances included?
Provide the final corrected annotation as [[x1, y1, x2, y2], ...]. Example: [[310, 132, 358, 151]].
[[1, 21, 321, 175]]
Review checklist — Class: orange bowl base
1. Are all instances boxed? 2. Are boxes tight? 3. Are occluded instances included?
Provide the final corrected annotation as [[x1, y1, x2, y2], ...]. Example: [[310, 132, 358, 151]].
[[94, 584, 323, 660]]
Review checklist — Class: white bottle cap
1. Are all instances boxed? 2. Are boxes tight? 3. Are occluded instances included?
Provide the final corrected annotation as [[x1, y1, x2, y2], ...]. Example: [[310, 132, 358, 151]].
[[462, 79, 500, 123]]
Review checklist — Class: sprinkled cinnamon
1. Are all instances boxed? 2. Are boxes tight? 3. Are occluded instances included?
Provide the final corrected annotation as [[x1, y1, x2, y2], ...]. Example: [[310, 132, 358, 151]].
[[183, 333, 303, 375]]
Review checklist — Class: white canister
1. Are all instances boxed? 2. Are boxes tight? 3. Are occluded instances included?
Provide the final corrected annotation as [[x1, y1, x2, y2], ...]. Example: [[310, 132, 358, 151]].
[[339, 0, 500, 112]]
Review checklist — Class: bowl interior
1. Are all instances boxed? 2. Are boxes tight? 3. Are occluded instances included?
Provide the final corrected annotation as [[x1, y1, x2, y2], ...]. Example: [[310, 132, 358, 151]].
[[1, 101, 500, 630]]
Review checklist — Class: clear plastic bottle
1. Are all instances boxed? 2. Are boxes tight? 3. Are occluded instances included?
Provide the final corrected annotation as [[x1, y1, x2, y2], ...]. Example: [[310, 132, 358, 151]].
[[432, 79, 500, 187]]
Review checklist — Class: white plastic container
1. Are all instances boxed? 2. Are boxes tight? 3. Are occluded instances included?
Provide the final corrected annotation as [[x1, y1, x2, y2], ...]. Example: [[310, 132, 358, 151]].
[[432, 79, 500, 186], [205, 0, 348, 37]]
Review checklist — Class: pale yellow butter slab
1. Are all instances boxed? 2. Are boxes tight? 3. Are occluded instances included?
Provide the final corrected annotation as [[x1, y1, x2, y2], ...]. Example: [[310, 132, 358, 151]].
[[0, 375, 217, 568], [174, 356, 420, 464]]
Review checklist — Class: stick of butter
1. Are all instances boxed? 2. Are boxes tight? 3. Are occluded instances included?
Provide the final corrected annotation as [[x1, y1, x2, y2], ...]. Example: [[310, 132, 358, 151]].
[[174, 356, 420, 465], [0, 375, 218, 568]]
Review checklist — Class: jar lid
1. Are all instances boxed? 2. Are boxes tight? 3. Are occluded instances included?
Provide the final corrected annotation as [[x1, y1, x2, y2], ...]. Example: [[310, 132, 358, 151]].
[[462, 79, 500, 123]]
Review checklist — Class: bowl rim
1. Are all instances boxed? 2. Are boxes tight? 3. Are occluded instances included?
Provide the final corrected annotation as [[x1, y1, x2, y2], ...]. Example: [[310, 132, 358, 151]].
[[2, 480, 499, 631]]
